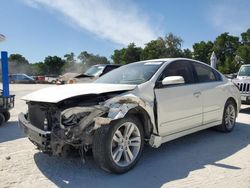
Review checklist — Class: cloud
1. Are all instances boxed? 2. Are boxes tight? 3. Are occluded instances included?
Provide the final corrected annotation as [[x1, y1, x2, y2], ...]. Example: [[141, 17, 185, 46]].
[[208, 0, 250, 35], [23, 0, 160, 46]]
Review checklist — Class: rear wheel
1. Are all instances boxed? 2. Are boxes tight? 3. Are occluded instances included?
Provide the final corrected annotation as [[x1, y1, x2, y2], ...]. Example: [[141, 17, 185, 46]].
[[3, 111, 10, 122], [0, 113, 6, 126], [216, 100, 236, 132], [93, 115, 144, 174]]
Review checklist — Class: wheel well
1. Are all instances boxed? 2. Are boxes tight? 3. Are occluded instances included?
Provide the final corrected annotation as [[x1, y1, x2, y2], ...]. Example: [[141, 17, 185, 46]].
[[127, 107, 153, 139], [227, 97, 238, 112]]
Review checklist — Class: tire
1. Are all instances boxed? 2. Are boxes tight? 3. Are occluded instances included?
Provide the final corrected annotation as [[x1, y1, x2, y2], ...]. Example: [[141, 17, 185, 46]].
[[3, 111, 10, 122], [0, 113, 6, 126], [92, 115, 144, 174], [216, 100, 236, 132]]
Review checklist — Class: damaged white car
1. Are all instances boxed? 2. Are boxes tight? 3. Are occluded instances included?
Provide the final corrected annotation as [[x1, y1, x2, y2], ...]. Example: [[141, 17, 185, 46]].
[[19, 58, 241, 173]]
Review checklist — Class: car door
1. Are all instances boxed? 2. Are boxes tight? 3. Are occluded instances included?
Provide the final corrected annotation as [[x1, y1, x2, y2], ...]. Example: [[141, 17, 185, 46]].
[[191, 61, 224, 124], [154, 60, 203, 136]]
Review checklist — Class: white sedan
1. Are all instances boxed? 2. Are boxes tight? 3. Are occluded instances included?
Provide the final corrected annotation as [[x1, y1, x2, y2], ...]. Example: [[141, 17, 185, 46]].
[[19, 58, 241, 173]]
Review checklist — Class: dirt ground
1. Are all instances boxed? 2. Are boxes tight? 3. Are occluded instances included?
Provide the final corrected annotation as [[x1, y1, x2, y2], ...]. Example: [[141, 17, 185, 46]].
[[0, 84, 250, 188]]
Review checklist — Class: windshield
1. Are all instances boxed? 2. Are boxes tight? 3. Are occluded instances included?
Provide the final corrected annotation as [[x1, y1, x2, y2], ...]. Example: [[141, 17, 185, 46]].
[[84, 65, 105, 76], [238, 66, 250, 76], [95, 62, 163, 85]]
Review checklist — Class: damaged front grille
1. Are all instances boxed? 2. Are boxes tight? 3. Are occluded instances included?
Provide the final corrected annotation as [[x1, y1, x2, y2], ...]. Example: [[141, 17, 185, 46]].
[[28, 103, 60, 131], [28, 104, 47, 130]]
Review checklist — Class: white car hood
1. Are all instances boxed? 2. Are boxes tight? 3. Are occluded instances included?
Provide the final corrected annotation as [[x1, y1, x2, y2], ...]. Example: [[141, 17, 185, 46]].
[[22, 83, 136, 103]]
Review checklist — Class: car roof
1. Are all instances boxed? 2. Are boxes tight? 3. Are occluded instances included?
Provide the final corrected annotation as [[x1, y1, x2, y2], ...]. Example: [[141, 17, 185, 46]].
[[139, 58, 200, 63], [93, 64, 121, 67]]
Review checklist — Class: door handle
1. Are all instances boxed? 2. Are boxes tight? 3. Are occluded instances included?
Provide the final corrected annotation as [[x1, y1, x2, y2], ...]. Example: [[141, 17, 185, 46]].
[[193, 91, 201, 98]]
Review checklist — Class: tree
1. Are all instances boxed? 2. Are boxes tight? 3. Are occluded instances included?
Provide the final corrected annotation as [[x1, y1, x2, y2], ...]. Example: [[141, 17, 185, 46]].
[[8, 54, 31, 74], [111, 43, 142, 64], [213, 33, 240, 58], [63, 52, 77, 73], [122, 43, 142, 64], [141, 33, 183, 60], [241, 28, 250, 44], [111, 49, 126, 64], [213, 33, 240, 72], [78, 51, 109, 71], [193, 41, 213, 64], [163, 33, 183, 57], [181, 48, 193, 58], [236, 45, 250, 64], [43, 56, 66, 75], [30, 62, 46, 75], [140, 39, 166, 60]]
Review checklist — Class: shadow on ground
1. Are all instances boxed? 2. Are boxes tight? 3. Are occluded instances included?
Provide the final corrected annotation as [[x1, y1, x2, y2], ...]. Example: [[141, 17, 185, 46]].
[[240, 106, 250, 114], [34, 122, 250, 188], [0, 121, 25, 143]]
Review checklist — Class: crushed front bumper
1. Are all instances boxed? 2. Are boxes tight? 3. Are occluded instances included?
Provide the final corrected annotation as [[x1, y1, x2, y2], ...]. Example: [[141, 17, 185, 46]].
[[18, 113, 51, 152]]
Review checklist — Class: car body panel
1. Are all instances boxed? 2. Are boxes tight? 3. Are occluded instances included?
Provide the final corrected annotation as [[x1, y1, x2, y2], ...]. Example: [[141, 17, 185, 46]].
[[155, 84, 203, 136], [21, 83, 136, 103]]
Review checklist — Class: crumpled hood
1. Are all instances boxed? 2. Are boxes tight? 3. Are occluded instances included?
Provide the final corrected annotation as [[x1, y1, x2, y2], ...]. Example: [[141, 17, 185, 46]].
[[22, 83, 136, 103]]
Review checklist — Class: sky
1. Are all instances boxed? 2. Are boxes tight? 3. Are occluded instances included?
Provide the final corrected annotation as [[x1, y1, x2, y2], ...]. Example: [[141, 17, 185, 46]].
[[0, 0, 250, 63]]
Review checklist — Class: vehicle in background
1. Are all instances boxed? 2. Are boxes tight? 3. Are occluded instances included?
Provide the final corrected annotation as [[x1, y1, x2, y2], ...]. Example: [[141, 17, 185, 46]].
[[225, 73, 237, 80], [232, 64, 250, 104], [9, 74, 36, 84], [70, 64, 121, 83], [32, 76, 46, 83], [44, 75, 59, 84]]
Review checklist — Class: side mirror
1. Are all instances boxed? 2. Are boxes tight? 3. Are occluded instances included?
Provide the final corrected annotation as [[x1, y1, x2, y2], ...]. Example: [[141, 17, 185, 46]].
[[162, 76, 185, 86]]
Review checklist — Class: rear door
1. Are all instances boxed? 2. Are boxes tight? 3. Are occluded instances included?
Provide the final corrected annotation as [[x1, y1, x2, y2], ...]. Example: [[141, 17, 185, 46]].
[[191, 61, 224, 124], [154, 60, 203, 136]]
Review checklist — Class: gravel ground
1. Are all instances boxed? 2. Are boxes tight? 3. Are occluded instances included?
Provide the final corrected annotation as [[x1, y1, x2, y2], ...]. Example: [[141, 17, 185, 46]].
[[0, 84, 250, 188]]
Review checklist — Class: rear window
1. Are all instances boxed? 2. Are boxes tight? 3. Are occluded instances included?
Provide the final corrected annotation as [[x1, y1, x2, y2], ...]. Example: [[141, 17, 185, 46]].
[[192, 62, 220, 83]]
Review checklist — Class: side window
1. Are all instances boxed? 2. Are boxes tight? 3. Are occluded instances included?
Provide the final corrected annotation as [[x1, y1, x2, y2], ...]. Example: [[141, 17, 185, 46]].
[[16, 75, 22, 80], [161, 61, 195, 84], [192, 62, 218, 83], [101, 66, 116, 76]]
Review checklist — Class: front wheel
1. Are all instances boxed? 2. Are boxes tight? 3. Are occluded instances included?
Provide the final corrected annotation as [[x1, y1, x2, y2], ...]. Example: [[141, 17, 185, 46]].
[[216, 100, 236, 132], [92, 115, 144, 174]]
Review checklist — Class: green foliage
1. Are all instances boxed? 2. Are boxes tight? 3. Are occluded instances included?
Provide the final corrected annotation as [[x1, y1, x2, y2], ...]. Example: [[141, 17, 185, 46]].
[[78, 51, 109, 72], [6, 28, 250, 76], [193, 41, 213, 64], [140, 39, 166, 60], [241, 29, 250, 44], [141, 33, 183, 60], [43, 56, 66, 75], [111, 43, 142, 64], [8, 54, 31, 74], [181, 49, 193, 58], [236, 44, 250, 64], [163, 33, 183, 57], [30, 62, 46, 75], [213, 33, 240, 68], [62, 52, 78, 73]]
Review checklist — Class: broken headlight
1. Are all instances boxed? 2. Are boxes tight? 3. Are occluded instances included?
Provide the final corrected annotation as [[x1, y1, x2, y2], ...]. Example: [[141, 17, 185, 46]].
[[61, 112, 90, 127]]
